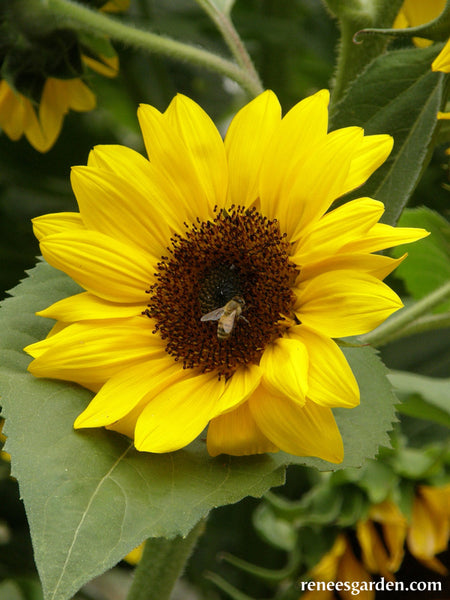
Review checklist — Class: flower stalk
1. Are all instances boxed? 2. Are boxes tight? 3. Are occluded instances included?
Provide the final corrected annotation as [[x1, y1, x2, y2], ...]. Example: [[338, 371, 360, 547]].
[[359, 281, 450, 347], [41, 0, 263, 97], [126, 520, 205, 600], [193, 0, 263, 93]]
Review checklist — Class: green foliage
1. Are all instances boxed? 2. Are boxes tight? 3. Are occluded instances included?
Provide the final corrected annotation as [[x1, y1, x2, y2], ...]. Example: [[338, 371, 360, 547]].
[[0, 1, 449, 599], [0, 258, 400, 599], [330, 45, 446, 225], [391, 207, 450, 311]]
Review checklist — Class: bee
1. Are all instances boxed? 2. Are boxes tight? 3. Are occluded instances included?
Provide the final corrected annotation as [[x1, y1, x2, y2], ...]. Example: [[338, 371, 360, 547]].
[[200, 296, 246, 340]]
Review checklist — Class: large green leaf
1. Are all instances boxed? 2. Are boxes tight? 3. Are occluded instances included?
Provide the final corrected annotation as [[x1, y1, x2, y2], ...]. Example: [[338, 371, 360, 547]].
[[0, 261, 398, 600], [391, 207, 450, 312], [330, 45, 446, 226]]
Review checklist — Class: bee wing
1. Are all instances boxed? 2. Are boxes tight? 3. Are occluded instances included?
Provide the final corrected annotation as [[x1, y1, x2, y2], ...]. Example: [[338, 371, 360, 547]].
[[201, 307, 225, 322], [220, 310, 238, 334]]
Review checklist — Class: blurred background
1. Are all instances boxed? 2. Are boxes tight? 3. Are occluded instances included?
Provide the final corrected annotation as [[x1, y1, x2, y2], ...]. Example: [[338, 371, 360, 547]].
[[0, 1, 449, 599]]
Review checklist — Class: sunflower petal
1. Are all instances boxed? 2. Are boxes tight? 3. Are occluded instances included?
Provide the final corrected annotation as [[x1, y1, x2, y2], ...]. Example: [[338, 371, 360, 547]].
[[294, 198, 385, 263], [40, 230, 155, 303], [37, 292, 143, 322], [71, 166, 173, 256], [219, 364, 263, 413], [341, 134, 393, 196], [207, 400, 278, 456], [260, 337, 308, 404], [299, 253, 407, 282], [287, 326, 359, 408], [164, 94, 228, 209], [249, 390, 344, 463], [134, 371, 226, 453], [137, 103, 215, 221], [342, 222, 429, 254], [259, 89, 329, 222], [295, 270, 403, 337], [225, 90, 281, 207], [32, 212, 85, 240], [26, 318, 165, 383], [74, 357, 180, 428]]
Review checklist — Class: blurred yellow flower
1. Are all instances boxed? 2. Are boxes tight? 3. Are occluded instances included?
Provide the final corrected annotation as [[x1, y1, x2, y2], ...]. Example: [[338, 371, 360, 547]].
[[0, 0, 127, 152], [302, 486, 449, 598], [394, 0, 450, 73]]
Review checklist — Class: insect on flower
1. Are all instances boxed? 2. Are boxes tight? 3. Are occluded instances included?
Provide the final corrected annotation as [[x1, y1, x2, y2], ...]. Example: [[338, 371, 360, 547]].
[[201, 296, 247, 340]]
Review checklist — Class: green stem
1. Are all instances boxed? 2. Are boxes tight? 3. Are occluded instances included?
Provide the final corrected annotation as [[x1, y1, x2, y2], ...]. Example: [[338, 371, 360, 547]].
[[359, 281, 450, 347], [45, 0, 262, 97], [329, 0, 404, 105], [126, 520, 205, 600], [194, 0, 263, 94]]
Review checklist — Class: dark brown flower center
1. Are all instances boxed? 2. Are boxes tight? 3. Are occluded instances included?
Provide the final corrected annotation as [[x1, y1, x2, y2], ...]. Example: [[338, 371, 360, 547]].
[[144, 206, 298, 378]]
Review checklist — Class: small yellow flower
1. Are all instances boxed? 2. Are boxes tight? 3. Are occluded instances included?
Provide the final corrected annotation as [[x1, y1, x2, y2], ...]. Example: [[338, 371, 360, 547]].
[[25, 91, 428, 459], [0, 0, 127, 152]]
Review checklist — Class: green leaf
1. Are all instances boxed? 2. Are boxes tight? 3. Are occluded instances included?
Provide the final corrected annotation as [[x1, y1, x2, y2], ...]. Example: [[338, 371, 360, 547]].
[[389, 370, 450, 427], [391, 207, 450, 312], [330, 45, 446, 225], [252, 504, 297, 551], [0, 261, 399, 600]]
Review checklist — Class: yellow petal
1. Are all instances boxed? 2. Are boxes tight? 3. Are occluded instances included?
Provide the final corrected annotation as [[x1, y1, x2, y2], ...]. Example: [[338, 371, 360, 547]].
[[260, 337, 309, 404], [0, 81, 27, 140], [37, 78, 69, 151], [341, 134, 393, 197], [224, 90, 281, 206], [40, 230, 155, 303], [32, 212, 85, 241], [369, 500, 407, 572], [164, 94, 228, 210], [86, 145, 187, 235], [295, 270, 403, 338], [82, 54, 119, 78], [207, 400, 278, 457], [299, 253, 407, 282], [338, 538, 375, 600], [259, 89, 329, 223], [249, 390, 344, 462], [219, 364, 263, 414], [432, 37, 450, 73], [26, 317, 164, 383], [287, 326, 359, 408], [358, 519, 397, 581], [407, 485, 450, 563], [71, 166, 173, 257], [137, 103, 215, 222], [134, 371, 226, 453], [294, 198, 385, 264], [37, 292, 143, 322], [342, 222, 429, 254], [286, 127, 365, 239], [74, 356, 180, 428]]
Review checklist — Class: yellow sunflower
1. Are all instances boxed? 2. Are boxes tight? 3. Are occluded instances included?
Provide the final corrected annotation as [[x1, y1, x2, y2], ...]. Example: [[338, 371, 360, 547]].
[[301, 534, 374, 600], [25, 90, 428, 460], [394, 0, 450, 72], [0, 0, 126, 152]]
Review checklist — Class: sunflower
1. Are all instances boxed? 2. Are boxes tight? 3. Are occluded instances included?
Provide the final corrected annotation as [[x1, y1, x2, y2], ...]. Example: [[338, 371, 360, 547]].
[[301, 534, 374, 600], [0, 0, 127, 152], [393, 0, 450, 72], [25, 90, 428, 460]]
